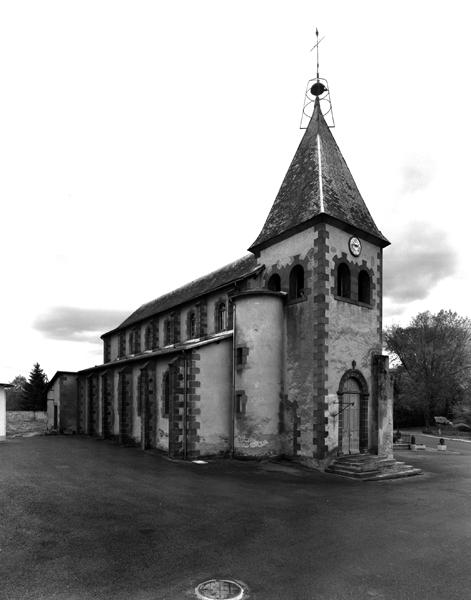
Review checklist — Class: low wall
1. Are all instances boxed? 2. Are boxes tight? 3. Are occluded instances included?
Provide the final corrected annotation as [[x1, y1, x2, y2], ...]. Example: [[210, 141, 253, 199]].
[[6, 411, 47, 437]]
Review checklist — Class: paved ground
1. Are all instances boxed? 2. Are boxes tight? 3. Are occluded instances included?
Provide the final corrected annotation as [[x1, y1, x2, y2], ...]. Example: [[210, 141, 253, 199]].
[[1, 436, 471, 600]]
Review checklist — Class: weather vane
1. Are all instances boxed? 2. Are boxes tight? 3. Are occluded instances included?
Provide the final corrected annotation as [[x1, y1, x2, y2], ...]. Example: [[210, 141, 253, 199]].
[[300, 28, 335, 129]]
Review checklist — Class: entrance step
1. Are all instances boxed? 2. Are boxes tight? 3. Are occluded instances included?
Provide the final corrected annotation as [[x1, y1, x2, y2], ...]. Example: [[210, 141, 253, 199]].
[[325, 453, 422, 481]]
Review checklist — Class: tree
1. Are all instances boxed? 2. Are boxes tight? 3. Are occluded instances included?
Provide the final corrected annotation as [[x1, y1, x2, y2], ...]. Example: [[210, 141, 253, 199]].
[[5, 375, 27, 410], [22, 363, 48, 413], [384, 310, 471, 428], [390, 365, 425, 428]]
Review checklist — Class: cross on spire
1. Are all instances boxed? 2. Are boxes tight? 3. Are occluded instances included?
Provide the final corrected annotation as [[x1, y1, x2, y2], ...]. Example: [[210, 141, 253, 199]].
[[310, 29, 327, 97], [310, 28, 325, 81]]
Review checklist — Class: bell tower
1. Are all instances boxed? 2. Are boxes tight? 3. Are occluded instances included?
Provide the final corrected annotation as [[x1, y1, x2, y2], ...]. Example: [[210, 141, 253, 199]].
[[249, 34, 391, 467]]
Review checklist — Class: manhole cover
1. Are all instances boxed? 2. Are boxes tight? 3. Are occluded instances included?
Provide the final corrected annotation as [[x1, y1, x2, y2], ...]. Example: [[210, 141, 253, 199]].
[[195, 579, 244, 600]]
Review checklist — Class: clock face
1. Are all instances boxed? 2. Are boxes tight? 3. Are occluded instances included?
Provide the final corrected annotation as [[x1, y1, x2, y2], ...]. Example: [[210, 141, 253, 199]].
[[349, 236, 362, 257]]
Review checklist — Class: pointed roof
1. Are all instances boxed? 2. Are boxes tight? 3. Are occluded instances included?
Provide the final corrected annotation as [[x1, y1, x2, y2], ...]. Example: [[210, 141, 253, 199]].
[[249, 98, 389, 252]]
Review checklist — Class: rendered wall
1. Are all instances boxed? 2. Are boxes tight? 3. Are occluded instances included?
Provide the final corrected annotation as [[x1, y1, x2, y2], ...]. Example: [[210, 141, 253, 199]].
[[155, 360, 169, 451], [46, 379, 61, 430], [0, 387, 6, 441], [197, 340, 232, 455], [131, 365, 141, 440], [258, 228, 316, 459], [59, 375, 78, 433], [233, 292, 284, 456]]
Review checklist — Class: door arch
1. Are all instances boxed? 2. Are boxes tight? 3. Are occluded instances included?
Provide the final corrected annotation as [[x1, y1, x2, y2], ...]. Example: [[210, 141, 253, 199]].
[[337, 369, 369, 454]]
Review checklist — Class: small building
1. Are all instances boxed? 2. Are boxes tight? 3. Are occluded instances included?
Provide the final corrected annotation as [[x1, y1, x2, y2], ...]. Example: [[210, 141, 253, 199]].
[[0, 383, 12, 441], [46, 371, 78, 433], [51, 69, 395, 471]]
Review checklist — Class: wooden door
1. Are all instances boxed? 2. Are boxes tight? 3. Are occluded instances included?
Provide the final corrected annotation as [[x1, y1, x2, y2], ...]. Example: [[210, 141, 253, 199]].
[[342, 378, 361, 454]]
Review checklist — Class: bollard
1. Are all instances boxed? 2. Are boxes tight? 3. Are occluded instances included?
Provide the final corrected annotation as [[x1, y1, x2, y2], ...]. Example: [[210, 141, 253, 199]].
[[437, 438, 447, 451]]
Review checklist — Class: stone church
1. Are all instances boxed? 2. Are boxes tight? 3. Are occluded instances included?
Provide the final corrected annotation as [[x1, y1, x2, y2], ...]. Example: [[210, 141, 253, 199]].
[[48, 76, 396, 471]]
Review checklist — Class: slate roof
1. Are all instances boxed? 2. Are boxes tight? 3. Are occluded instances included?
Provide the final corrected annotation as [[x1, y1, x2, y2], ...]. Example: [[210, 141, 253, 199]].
[[105, 254, 260, 336], [249, 98, 389, 251]]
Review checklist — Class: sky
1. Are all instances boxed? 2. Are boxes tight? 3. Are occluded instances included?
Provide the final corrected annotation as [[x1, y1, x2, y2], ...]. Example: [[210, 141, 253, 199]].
[[1, 1, 470, 382]]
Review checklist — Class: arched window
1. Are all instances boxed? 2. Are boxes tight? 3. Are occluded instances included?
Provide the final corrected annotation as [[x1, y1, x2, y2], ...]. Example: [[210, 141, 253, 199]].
[[337, 263, 351, 298], [162, 371, 170, 417], [187, 310, 196, 339], [128, 328, 140, 353], [267, 273, 281, 292], [289, 265, 304, 299], [151, 319, 159, 349], [128, 331, 134, 354], [164, 318, 172, 345], [118, 332, 126, 357], [358, 270, 371, 304], [144, 324, 152, 350], [216, 302, 226, 332]]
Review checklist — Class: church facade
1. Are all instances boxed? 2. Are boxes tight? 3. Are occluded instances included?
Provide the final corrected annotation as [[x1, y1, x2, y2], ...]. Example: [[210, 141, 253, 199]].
[[66, 93, 392, 470]]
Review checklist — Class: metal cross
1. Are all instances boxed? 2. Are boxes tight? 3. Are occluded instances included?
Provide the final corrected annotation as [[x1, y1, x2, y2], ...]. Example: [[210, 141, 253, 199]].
[[310, 28, 325, 80]]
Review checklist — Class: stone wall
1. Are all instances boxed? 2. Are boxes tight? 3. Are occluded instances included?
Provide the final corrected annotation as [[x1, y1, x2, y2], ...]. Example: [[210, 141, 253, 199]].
[[6, 411, 47, 437]]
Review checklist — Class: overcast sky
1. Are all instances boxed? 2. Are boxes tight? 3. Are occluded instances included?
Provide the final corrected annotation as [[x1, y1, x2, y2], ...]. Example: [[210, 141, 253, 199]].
[[1, 1, 470, 381]]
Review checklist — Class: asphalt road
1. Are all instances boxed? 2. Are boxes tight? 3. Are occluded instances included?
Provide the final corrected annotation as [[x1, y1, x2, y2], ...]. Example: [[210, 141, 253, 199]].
[[1, 436, 471, 600]]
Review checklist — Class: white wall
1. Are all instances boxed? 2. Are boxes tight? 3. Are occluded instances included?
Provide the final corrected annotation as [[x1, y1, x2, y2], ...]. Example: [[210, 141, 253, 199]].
[[0, 387, 6, 440]]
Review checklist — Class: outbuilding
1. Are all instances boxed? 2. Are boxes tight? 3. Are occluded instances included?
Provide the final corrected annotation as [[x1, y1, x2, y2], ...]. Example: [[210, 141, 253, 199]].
[[46, 372, 78, 434], [0, 383, 12, 441]]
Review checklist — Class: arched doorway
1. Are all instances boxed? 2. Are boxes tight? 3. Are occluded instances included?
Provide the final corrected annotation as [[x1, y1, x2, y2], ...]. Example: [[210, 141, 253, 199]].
[[337, 369, 369, 454]]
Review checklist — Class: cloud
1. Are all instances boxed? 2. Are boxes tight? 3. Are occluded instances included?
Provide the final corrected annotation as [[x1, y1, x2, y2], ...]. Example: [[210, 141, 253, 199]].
[[34, 307, 129, 343], [401, 158, 434, 193], [383, 299, 408, 321], [384, 222, 457, 304]]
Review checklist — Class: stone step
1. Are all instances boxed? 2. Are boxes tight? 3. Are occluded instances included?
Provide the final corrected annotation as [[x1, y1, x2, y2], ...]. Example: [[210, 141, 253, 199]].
[[326, 453, 422, 481], [331, 457, 397, 473], [336, 454, 391, 463], [325, 466, 382, 479], [362, 467, 423, 481]]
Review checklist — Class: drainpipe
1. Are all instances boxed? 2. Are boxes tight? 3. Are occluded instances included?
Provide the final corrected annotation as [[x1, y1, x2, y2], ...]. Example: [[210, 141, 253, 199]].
[[230, 301, 236, 457]]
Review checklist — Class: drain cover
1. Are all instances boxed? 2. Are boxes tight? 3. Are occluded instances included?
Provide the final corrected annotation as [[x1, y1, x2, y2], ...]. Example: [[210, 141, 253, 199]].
[[195, 579, 244, 600]]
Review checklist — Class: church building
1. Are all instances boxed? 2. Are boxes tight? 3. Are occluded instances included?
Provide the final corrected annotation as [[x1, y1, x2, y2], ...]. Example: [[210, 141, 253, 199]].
[[56, 65, 396, 472]]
